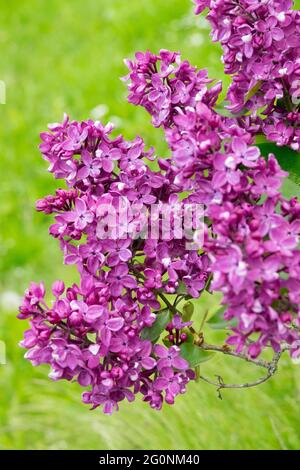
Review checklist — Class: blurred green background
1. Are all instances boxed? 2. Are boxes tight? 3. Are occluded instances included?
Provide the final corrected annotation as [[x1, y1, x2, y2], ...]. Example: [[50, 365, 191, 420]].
[[1, 0, 300, 450]]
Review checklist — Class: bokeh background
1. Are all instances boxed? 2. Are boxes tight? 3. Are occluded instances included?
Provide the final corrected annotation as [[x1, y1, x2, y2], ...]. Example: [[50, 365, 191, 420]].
[[1, 0, 300, 450]]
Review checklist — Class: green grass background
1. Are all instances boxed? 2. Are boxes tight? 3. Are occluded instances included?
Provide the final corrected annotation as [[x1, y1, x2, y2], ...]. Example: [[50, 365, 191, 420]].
[[0, 0, 300, 450]]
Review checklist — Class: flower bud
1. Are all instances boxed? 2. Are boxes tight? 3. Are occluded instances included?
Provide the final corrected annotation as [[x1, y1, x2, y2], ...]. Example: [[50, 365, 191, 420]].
[[52, 280, 65, 297]]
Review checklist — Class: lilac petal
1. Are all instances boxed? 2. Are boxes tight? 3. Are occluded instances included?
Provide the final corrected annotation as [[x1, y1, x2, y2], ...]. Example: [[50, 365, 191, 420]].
[[244, 146, 260, 161], [101, 327, 112, 346], [75, 218, 87, 231], [78, 370, 92, 387], [172, 356, 189, 370], [75, 198, 86, 213], [119, 248, 132, 262], [212, 171, 227, 187], [87, 257, 101, 274], [141, 357, 156, 370], [62, 212, 77, 223], [103, 400, 116, 415], [270, 226, 285, 243], [272, 28, 284, 41], [107, 252, 120, 267], [169, 381, 180, 396], [153, 344, 168, 358], [114, 264, 129, 277], [107, 317, 124, 331], [141, 340, 152, 356], [110, 282, 123, 297], [86, 305, 102, 321], [232, 137, 246, 156], [109, 148, 122, 160], [123, 389, 135, 402], [64, 254, 79, 264], [159, 366, 174, 379], [284, 235, 298, 250], [244, 43, 253, 59], [102, 158, 114, 173], [123, 276, 137, 289], [157, 358, 171, 370], [77, 166, 90, 180], [81, 149, 92, 165], [128, 145, 142, 160], [154, 377, 168, 391], [66, 354, 79, 370], [227, 170, 240, 185]]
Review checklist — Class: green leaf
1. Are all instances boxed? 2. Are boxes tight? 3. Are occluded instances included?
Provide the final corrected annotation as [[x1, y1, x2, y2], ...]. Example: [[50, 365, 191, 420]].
[[281, 178, 300, 200], [207, 306, 237, 330], [141, 309, 171, 342], [176, 281, 192, 299], [257, 142, 300, 195], [215, 100, 248, 118], [215, 105, 235, 118], [182, 301, 194, 322], [86, 332, 97, 343], [195, 365, 201, 383], [176, 281, 188, 295], [184, 331, 195, 343], [245, 80, 263, 103], [179, 343, 214, 367]]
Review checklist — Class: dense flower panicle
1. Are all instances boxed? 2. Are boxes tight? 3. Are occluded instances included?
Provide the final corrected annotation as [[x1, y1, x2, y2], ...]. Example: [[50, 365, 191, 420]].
[[125, 49, 300, 359], [19, 116, 206, 413], [124, 49, 222, 128], [19, 1, 300, 414], [194, 0, 300, 150]]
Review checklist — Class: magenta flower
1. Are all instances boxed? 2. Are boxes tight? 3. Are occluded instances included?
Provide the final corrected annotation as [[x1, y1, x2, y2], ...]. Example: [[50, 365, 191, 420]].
[[195, 0, 300, 151], [154, 345, 189, 371], [62, 198, 94, 230], [106, 264, 137, 296], [51, 280, 65, 298], [252, 173, 282, 198], [256, 17, 284, 48], [76, 149, 104, 180], [169, 314, 192, 331], [134, 341, 157, 370], [62, 123, 88, 152], [106, 239, 132, 267], [231, 25, 254, 59], [270, 220, 300, 251], [231, 137, 260, 168], [19, 2, 300, 414], [265, 122, 294, 147], [96, 311, 125, 348]]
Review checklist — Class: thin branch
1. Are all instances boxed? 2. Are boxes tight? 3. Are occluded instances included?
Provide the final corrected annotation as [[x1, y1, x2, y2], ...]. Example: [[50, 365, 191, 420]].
[[157, 291, 178, 315], [201, 342, 270, 370], [198, 348, 283, 398]]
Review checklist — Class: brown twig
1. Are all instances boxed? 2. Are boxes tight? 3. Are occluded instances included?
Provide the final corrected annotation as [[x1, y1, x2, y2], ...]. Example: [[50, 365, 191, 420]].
[[201, 342, 271, 369], [198, 345, 283, 399]]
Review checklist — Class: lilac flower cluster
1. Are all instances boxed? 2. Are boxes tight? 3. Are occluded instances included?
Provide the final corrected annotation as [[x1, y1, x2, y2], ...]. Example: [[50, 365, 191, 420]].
[[125, 50, 300, 358], [194, 0, 300, 150], [19, 2, 300, 413], [19, 115, 207, 413], [124, 49, 222, 128]]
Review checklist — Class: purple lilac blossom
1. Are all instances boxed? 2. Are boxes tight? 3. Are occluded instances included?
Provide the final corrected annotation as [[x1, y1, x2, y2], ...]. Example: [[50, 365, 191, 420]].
[[19, 114, 200, 414], [19, 9, 300, 412], [194, 0, 300, 151], [125, 49, 300, 359]]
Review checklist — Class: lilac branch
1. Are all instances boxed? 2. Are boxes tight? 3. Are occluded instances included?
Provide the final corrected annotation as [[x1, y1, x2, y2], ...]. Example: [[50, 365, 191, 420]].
[[198, 345, 283, 398], [201, 342, 272, 369]]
